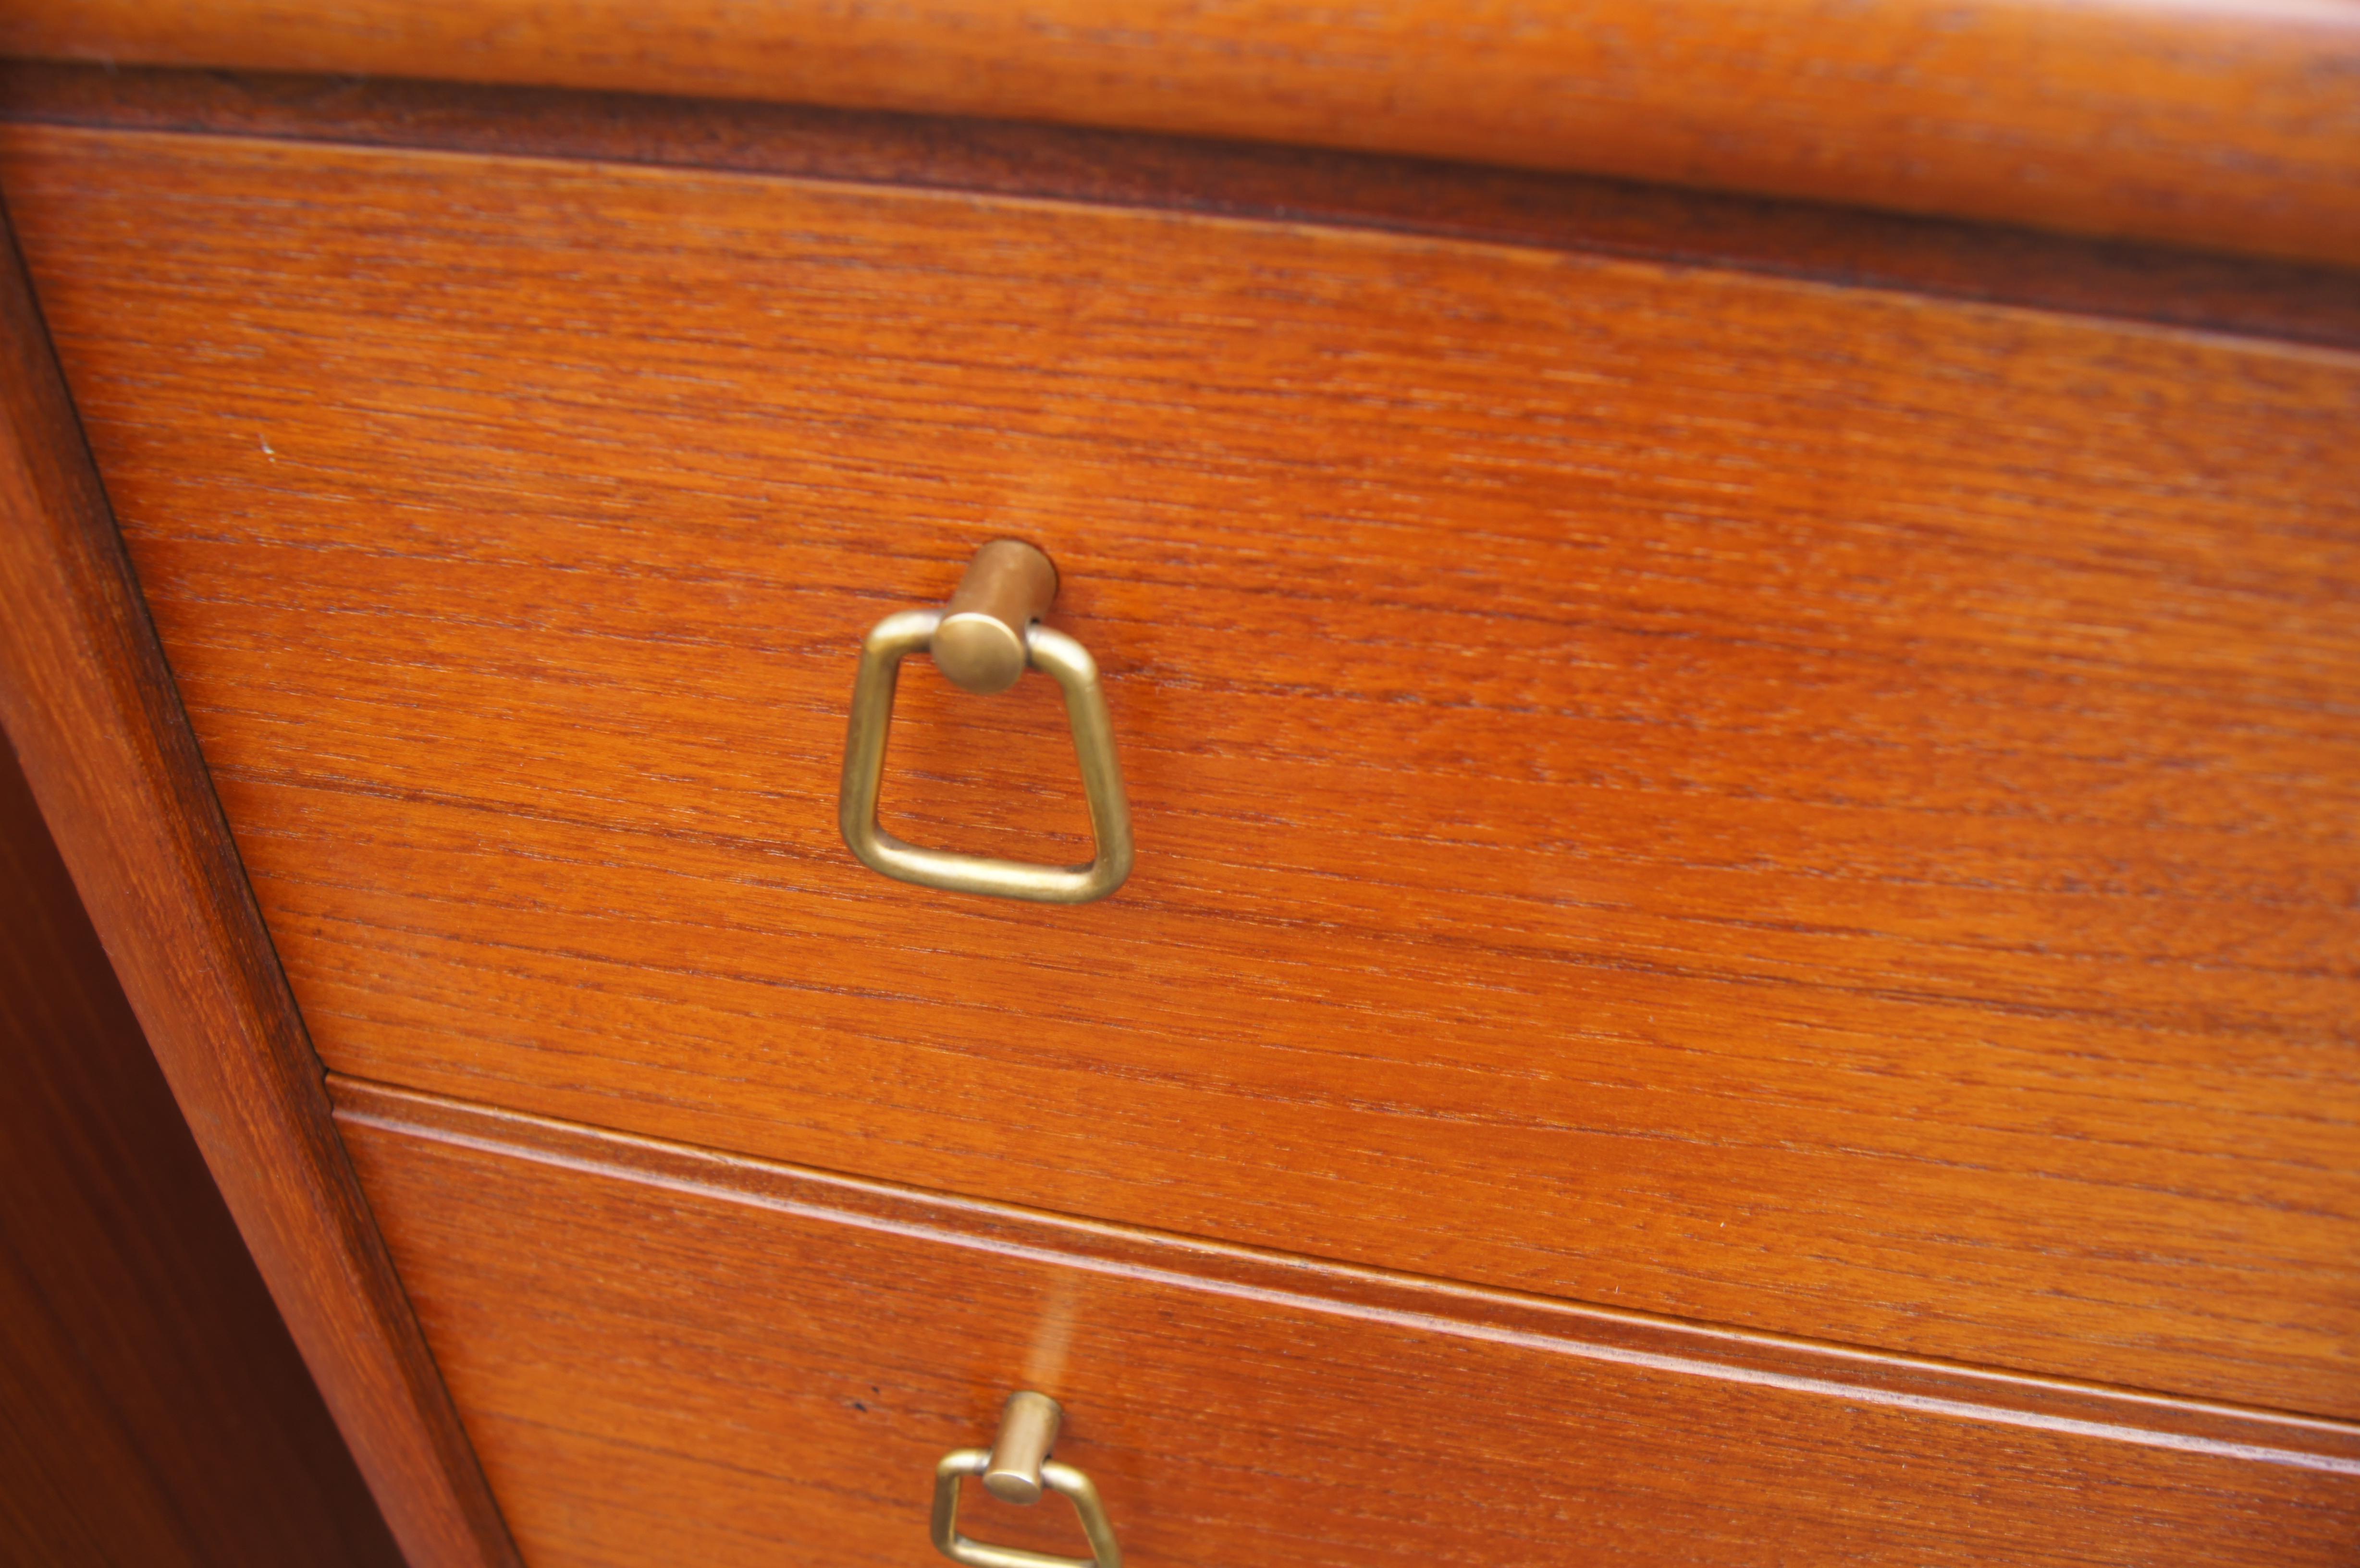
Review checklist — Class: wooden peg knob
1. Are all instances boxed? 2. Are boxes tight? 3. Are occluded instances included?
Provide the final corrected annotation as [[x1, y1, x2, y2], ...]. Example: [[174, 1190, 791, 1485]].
[[934, 540, 1059, 695]]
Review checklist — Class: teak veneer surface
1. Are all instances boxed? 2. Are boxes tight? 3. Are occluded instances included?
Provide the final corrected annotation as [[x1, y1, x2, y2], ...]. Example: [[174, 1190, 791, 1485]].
[[6, 124, 2357, 1415], [333, 1078, 2360, 1568], [4, 0, 2358, 268]]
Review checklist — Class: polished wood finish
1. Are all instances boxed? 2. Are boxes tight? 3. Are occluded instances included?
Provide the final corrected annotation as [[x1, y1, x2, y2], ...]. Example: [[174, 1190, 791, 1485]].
[[0, 196, 518, 1567], [0, 733, 402, 1568], [9, 122, 2354, 1416], [3, 1, 2357, 267], [5, 64, 2359, 354], [334, 1077, 2360, 1568]]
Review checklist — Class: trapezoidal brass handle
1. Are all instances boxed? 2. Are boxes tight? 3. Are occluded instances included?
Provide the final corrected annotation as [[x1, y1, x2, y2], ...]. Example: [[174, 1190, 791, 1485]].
[[838, 542, 1133, 904], [932, 1392, 1122, 1568]]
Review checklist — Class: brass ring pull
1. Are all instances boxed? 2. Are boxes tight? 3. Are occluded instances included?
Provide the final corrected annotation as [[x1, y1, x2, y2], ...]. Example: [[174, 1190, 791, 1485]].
[[839, 542, 1133, 903], [932, 1392, 1122, 1568]]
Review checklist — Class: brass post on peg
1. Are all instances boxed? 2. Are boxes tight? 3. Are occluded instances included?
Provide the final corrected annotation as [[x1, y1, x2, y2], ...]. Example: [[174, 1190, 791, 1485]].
[[981, 1390, 1065, 1506], [933, 539, 1060, 695]]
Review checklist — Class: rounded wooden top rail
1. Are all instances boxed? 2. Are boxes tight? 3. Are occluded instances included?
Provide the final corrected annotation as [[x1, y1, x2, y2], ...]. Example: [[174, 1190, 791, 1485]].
[[5, 0, 2357, 270]]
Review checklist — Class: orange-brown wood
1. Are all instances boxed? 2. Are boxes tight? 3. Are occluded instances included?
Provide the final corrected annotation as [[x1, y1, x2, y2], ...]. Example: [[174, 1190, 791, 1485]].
[[334, 1077, 2360, 1568], [0, 186, 519, 1566], [1, 2, 2357, 268], [7, 124, 2357, 1417], [7, 62, 2359, 354]]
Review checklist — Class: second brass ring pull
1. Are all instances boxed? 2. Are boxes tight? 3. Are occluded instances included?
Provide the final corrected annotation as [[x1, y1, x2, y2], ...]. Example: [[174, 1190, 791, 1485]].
[[838, 542, 1133, 904], [932, 1452, 1120, 1568], [932, 1392, 1122, 1568]]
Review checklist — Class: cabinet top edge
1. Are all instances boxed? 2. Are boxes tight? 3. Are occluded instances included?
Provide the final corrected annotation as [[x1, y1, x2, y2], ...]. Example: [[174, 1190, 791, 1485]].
[[1, 0, 2357, 270], [5, 61, 2357, 355]]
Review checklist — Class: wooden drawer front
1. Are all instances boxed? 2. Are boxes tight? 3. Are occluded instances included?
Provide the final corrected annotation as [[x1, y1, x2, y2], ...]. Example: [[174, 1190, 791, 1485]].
[[9, 124, 2359, 1413], [334, 1079, 2360, 1568]]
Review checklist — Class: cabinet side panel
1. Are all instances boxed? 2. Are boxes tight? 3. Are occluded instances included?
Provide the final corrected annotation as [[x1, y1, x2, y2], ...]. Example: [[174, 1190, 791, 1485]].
[[0, 729, 405, 1568]]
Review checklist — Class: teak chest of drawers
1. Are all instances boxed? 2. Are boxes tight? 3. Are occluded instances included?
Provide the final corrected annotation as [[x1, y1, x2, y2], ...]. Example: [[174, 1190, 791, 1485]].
[[0, 9, 2356, 1566]]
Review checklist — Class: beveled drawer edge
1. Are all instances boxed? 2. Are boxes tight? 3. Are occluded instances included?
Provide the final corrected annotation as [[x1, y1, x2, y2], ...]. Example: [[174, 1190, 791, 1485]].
[[329, 1073, 2360, 1476]]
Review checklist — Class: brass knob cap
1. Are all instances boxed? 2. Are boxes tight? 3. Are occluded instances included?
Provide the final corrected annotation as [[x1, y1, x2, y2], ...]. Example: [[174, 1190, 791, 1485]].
[[932, 539, 1059, 695], [980, 1390, 1064, 1505]]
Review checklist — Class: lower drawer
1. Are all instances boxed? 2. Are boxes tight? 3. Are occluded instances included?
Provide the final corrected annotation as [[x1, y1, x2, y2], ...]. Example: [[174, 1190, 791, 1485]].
[[332, 1079, 2360, 1567]]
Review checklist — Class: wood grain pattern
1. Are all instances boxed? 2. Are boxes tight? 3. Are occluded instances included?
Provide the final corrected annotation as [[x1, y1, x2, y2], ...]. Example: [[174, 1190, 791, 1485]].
[[0, 184, 519, 1567], [4, 0, 2359, 268], [333, 1077, 2360, 1568], [7, 62, 2360, 355], [0, 730, 403, 1568], [7, 123, 2358, 1416]]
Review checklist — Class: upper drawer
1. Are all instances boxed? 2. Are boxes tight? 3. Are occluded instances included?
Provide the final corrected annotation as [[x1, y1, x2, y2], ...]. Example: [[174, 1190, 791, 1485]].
[[8, 124, 2356, 1414]]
